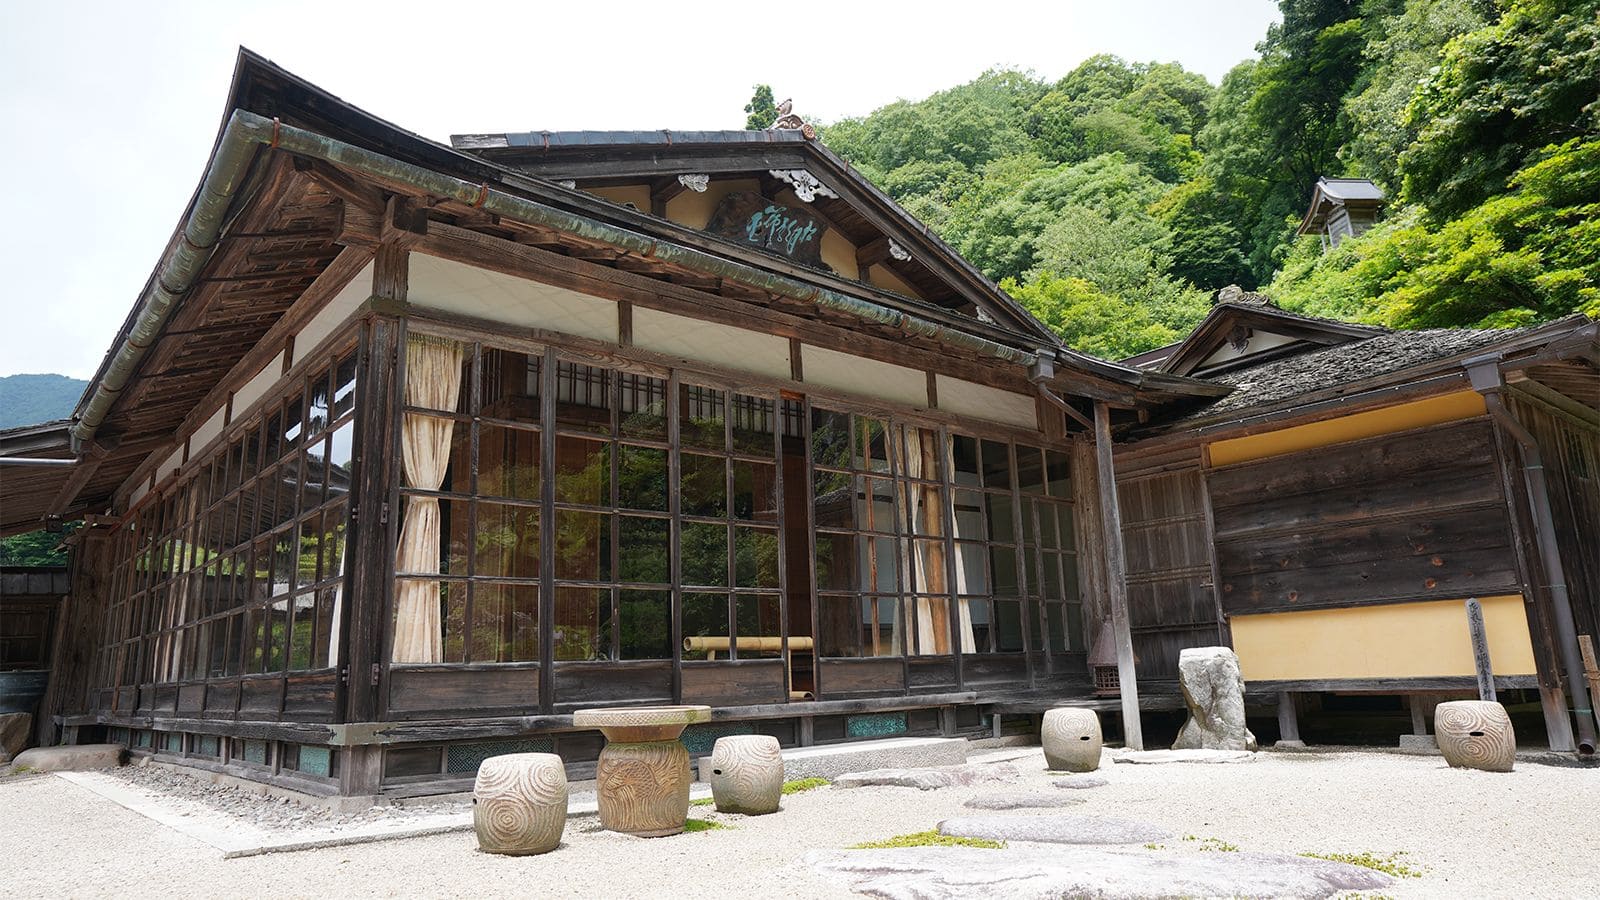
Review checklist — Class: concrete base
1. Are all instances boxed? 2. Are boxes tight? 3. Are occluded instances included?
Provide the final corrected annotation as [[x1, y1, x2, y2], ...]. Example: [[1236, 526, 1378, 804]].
[[10, 743, 124, 772], [1398, 734, 1439, 752], [699, 736, 967, 783], [1273, 740, 1307, 749]]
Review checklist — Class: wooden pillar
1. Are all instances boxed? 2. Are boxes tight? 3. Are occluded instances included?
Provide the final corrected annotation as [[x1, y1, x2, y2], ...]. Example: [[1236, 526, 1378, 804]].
[[1276, 692, 1304, 747], [37, 528, 114, 746], [340, 244, 407, 743], [1093, 402, 1142, 750], [1408, 695, 1429, 736]]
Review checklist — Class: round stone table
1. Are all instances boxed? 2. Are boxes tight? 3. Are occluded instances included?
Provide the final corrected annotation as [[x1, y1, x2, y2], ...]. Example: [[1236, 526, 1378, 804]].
[[573, 705, 712, 837]]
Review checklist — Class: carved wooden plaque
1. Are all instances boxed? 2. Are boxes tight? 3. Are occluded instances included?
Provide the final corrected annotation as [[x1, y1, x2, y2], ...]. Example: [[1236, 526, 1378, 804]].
[[706, 191, 831, 271]]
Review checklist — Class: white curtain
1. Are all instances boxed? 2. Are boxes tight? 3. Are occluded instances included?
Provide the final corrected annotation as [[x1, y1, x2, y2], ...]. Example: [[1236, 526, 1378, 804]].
[[391, 334, 464, 663], [903, 428, 976, 655]]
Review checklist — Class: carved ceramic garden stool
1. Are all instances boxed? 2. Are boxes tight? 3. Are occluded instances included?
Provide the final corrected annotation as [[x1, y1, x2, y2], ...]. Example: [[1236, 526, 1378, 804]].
[[1041, 707, 1103, 772], [574, 705, 712, 837], [472, 752, 568, 855], [707, 735, 784, 815], [1434, 700, 1516, 772]]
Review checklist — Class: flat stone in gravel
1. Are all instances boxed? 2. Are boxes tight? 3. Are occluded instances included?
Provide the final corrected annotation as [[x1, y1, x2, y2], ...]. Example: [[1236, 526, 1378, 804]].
[[807, 846, 1392, 899], [1115, 749, 1253, 764], [962, 791, 1083, 810], [1053, 774, 1108, 789], [11, 744, 124, 772], [835, 763, 1018, 791], [938, 814, 1172, 845]]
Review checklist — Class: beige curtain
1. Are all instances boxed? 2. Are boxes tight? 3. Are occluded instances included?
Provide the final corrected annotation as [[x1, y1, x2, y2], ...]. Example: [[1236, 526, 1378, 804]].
[[903, 428, 976, 655], [391, 334, 464, 663]]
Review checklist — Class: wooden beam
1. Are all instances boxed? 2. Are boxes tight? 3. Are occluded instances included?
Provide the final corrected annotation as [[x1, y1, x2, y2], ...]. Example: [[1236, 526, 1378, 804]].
[[1095, 400, 1143, 750], [1276, 692, 1304, 747], [44, 437, 116, 518], [298, 158, 386, 216], [855, 237, 892, 272], [1508, 375, 1600, 429], [649, 176, 687, 216]]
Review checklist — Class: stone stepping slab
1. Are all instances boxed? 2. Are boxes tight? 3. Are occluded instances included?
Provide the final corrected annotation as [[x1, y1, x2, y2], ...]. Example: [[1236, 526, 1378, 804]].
[[938, 814, 1172, 845], [1053, 774, 1109, 789], [834, 763, 1018, 791], [962, 791, 1084, 810], [1114, 749, 1254, 764], [808, 846, 1392, 899]]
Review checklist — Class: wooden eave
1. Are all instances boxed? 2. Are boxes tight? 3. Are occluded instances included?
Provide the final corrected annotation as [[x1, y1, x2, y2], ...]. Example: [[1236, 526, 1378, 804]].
[[0, 421, 76, 537], [1159, 303, 1386, 377], [1132, 315, 1598, 446]]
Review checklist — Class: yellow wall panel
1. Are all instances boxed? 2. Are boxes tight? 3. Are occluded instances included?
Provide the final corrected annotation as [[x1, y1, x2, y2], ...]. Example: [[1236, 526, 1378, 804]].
[[1208, 390, 1487, 466], [585, 184, 651, 211], [1230, 594, 1537, 681]]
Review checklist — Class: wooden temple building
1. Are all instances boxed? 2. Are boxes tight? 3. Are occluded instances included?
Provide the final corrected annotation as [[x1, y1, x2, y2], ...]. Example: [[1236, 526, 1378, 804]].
[[1, 52, 1594, 800]]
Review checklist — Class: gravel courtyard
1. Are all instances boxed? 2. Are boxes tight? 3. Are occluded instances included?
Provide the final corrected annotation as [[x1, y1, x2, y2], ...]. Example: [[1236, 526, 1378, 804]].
[[1, 747, 1593, 899]]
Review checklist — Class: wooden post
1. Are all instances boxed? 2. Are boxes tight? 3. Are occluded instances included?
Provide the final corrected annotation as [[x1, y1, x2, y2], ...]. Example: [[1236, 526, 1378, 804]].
[[1093, 401, 1142, 750], [1409, 695, 1429, 736], [1276, 692, 1304, 747], [1465, 598, 1496, 702], [1580, 636, 1600, 712]]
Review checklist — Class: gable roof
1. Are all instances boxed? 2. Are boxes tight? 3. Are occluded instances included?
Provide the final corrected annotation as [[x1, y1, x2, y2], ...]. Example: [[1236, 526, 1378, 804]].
[[450, 127, 1057, 340], [1154, 289, 1385, 377], [1297, 176, 1386, 236]]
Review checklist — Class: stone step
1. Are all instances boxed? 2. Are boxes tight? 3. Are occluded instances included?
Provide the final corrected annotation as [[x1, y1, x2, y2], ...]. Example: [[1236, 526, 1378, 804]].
[[696, 735, 968, 783]]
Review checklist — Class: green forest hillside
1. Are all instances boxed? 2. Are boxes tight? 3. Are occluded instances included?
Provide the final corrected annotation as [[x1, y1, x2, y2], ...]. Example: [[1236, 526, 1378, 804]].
[[787, 0, 1598, 358], [0, 373, 86, 429]]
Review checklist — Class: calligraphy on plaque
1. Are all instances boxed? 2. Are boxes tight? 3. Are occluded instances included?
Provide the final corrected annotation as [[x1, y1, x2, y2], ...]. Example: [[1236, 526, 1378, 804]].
[[706, 191, 831, 271]]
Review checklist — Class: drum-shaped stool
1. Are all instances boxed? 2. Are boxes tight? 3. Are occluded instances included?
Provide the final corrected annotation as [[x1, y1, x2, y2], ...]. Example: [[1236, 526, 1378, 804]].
[[1041, 707, 1103, 772], [708, 735, 784, 815], [473, 752, 568, 855], [1435, 700, 1515, 772]]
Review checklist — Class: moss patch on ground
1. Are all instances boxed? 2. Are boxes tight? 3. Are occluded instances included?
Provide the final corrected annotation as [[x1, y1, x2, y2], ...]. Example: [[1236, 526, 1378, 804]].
[[689, 797, 714, 807], [850, 830, 1006, 850], [1302, 851, 1422, 878], [682, 819, 732, 833], [782, 777, 830, 794]]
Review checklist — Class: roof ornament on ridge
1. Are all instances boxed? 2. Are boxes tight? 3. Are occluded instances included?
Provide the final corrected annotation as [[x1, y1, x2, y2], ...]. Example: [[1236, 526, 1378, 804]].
[[1213, 284, 1277, 308], [770, 98, 818, 139]]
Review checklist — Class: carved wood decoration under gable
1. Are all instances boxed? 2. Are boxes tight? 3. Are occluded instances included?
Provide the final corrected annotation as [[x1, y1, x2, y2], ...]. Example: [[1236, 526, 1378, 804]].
[[1227, 324, 1253, 352], [768, 169, 838, 203], [705, 191, 831, 272]]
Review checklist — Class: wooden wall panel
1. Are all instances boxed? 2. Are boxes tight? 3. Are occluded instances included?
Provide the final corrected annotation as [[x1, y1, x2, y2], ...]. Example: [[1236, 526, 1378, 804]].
[[817, 657, 904, 698], [1509, 394, 1600, 646], [284, 672, 338, 721], [961, 654, 1028, 685], [680, 660, 787, 707], [907, 657, 957, 691], [552, 661, 672, 711], [1209, 418, 1519, 616], [1115, 462, 1221, 681], [388, 665, 540, 717]]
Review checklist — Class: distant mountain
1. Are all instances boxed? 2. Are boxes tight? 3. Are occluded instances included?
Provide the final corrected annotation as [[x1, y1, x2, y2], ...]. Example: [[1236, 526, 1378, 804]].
[[0, 374, 87, 430]]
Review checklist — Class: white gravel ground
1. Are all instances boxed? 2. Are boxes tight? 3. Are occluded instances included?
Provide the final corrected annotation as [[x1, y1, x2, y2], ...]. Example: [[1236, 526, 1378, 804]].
[[1, 746, 1593, 899]]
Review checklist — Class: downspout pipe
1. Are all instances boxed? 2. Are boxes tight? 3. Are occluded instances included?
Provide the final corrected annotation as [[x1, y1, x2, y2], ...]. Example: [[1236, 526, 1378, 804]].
[[1467, 357, 1597, 754], [73, 110, 1044, 447]]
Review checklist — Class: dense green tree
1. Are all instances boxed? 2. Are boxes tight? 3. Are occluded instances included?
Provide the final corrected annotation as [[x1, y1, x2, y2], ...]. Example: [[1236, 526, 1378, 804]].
[[0, 524, 79, 566], [744, 85, 777, 130], [1399, 0, 1600, 218], [1004, 273, 1186, 359]]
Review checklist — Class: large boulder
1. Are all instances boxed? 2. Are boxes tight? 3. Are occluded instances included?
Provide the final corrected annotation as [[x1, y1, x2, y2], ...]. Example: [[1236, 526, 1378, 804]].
[[1172, 647, 1257, 752], [0, 712, 31, 763]]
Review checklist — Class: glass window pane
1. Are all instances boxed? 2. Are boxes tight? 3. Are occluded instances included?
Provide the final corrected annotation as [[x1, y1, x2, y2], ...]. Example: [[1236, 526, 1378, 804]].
[[618, 516, 669, 584], [1046, 450, 1072, 498], [473, 582, 539, 662], [555, 362, 612, 433], [981, 440, 1012, 490], [553, 587, 609, 660], [734, 526, 779, 588], [858, 417, 891, 473], [809, 408, 851, 469], [1016, 445, 1045, 494], [553, 510, 610, 582], [993, 600, 1025, 652], [730, 394, 775, 455], [439, 580, 468, 661], [481, 348, 540, 417], [862, 477, 897, 533], [619, 373, 667, 440], [812, 470, 854, 529], [912, 538, 947, 594], [818, 596, 860, 657], [619, 590, 671, 659], [907, 484, 944, 536], [961, 597, 991, 654], [266, 598, 289, 671], [681, 521, 728, 587], [1046, 602, 1067, 653], [951, 434, 980, 486], [866, 535, 901, 593], [401, 413, 464, 493], [732, 460, 778, 522], [681, 592, 729, 659], [289, 595, 315, 670], [952, 490, 986, 539], [735, 594, 781, 657], [312, 587, 338, 668], [479, 423, 541, 502], [1042, 551, 1065, 598], [1055, 503, 1076, 551], [680, 453, 726, 518], [954, 542, 988, 596], [815, 532, 855, 593], [475, 502, 541, 579], [618, 446, 668, 512], [681, 384, 725, 450], [864, 595, 902, 650], [554, 436, 610, 506], [332, 353, 358, 420], [991, 545, 1020, 597]]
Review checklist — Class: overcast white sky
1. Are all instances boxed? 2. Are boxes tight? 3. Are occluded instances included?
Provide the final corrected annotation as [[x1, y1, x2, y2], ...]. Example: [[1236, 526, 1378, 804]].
[[0, 0, 1278, 380]]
